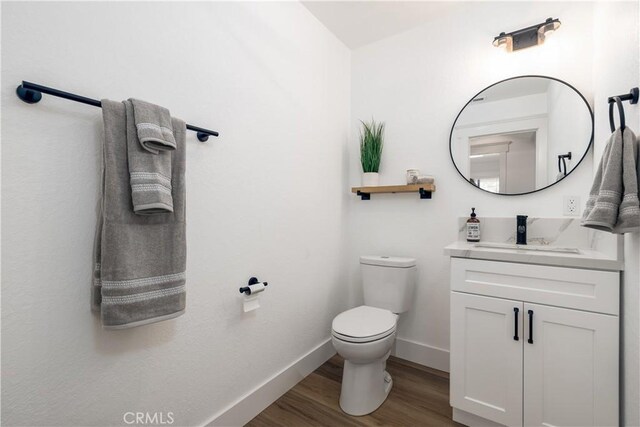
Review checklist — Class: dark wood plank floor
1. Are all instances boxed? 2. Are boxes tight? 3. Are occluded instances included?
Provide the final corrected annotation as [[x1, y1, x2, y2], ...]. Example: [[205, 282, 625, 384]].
[[246, 355, 464, 427]]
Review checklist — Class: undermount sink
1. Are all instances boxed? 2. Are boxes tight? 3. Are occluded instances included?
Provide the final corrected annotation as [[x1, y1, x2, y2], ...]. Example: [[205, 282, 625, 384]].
[[473, 242, 581, 254]]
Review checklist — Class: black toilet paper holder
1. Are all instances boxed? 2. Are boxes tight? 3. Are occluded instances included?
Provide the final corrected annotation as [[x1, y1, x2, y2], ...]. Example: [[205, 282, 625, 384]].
[[239, 277, 268, 295]]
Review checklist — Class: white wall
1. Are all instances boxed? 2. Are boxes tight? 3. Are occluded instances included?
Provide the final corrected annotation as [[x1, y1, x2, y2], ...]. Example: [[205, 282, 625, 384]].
[[349, 2, 599, 367], [592, 2, 640, 425], [546, 79, 592, 183], [1, 2, 350, 426]]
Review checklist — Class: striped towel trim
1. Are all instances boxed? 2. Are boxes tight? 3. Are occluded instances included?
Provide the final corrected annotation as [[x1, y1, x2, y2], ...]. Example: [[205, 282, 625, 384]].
[[598, 190, 621, 197], [620, 206, 640, 214], [592, 201, 619, 210], [132, 184, 172, 196], [136, 123, 175, 137], [102, 285, 185, 305], [130, 172, 172, 186], [102, 272, 185, 290]]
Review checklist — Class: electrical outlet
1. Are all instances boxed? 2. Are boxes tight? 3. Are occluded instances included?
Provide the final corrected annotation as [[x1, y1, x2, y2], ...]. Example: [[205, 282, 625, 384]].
[[563, 195, 580, 216]]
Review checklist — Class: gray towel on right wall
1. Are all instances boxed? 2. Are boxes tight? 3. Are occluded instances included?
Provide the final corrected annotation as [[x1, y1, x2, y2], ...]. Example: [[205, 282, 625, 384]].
[[582, 127, 639, 233], [93, 99, 186, 329], [616, 128, 640, 232]]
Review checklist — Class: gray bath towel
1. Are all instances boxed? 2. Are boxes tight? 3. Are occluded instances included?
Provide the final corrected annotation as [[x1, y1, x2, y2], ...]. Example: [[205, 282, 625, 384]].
[[616, 128, 639, 233], [582, 128, 640, 233], [127, 99, 175, 214], [93, 99, 186, 329]]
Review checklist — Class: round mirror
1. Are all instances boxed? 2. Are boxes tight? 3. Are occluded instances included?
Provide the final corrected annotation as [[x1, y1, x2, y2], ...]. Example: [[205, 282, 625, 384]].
[[450, 76, 593, 195]]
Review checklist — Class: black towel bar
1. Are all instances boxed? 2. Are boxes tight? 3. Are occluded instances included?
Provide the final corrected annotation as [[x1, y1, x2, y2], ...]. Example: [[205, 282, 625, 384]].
[[557, 152, 572, 176], [16, 80, 220, 141], [608, 87, 638, 132], [607, 87, 639, 105]]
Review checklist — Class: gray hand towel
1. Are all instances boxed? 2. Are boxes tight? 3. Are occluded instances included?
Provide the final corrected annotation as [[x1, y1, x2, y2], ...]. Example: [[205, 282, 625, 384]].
[[93, 99, 186, 329], [615, 128, 639, 233], [582, 128, 640, 233], [582, 129, 622, 232], [126, 100, 174, 214], [131, 98, 177, 153]]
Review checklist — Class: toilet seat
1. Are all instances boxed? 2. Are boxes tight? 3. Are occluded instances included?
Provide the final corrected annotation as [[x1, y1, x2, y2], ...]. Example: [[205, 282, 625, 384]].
[[332, 327, 395, 343], [332, 306, 397, 343]]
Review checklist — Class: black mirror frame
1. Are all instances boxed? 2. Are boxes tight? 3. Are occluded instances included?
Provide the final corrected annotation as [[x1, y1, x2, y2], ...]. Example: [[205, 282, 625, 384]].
[[449, 75, 594, 196]]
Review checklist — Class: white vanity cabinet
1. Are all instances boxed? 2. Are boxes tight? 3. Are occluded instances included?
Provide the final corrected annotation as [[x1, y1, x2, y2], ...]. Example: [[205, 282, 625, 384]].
[[449, 257, 620, 427]]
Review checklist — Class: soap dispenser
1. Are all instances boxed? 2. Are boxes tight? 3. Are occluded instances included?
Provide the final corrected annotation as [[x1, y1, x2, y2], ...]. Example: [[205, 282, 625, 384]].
[[466, 208, 481, 242]]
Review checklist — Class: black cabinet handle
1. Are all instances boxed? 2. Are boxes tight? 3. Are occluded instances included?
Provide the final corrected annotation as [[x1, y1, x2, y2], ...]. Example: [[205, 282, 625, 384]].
[[528, 310, 534, 344], [513, 307, 520, 341]]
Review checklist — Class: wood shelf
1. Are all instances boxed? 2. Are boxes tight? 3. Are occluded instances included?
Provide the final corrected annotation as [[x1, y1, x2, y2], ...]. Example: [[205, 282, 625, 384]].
[[351, 183, 436, 200]]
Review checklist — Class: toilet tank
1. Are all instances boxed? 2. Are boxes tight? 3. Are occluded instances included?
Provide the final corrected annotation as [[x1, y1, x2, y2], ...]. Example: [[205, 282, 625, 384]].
[[360, 256, 417, 313]]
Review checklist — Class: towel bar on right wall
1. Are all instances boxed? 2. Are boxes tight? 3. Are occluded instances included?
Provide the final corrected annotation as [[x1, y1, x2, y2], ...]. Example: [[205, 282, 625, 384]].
[[608, 87, 639, 132]]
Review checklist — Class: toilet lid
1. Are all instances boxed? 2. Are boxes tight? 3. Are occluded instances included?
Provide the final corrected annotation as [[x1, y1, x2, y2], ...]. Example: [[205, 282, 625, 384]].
[[332, 306, 397, 340]]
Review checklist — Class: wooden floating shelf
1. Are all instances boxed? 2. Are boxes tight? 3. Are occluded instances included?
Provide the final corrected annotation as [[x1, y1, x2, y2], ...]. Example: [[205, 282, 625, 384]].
[[351, 183, 436, 200]]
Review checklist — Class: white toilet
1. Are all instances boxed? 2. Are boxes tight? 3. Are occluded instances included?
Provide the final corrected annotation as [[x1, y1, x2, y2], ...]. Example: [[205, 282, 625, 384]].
[[331, 255, 416, 416]]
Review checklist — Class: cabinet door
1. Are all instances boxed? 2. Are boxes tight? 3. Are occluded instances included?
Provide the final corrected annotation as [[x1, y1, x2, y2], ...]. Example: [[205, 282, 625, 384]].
[[451, 292, 523, 427], [524, 303, 618, 427]]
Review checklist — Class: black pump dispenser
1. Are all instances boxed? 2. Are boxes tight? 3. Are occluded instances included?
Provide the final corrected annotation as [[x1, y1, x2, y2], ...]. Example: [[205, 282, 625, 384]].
[[466, 208, 481, 242]]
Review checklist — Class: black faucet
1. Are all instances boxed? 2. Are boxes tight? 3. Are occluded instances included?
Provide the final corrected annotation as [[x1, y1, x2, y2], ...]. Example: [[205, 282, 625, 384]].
[[516, 215, 528, 245]]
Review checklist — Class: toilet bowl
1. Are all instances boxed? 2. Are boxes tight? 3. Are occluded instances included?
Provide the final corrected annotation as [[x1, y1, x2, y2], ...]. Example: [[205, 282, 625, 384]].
[[332, 305, 398, 416], [331, 255, 416, 416]]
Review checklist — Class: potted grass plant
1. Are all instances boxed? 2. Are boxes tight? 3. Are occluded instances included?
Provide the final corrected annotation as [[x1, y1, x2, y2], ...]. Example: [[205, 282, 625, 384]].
[[359, 119, 385, 186]]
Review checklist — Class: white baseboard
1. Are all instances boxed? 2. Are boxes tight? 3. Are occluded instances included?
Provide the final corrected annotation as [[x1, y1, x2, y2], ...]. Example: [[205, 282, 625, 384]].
[[393, 337, 450, 373], [204, 338, 336, 427], [453, 408, 504, 427]]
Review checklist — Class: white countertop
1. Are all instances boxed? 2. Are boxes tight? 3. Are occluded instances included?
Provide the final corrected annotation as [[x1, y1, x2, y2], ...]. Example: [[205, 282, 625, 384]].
[[445, 241, 624, 271]]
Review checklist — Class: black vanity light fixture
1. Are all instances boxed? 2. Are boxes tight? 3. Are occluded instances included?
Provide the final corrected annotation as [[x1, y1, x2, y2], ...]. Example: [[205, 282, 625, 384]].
[[493, 17, 561, 52]]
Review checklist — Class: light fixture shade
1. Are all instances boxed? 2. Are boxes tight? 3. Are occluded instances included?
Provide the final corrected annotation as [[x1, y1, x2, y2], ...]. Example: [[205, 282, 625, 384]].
[[493, 17, 560, 52], [492, 33, 513, 51], [538, 18, 561, 36], [537, 18, 561, 45]]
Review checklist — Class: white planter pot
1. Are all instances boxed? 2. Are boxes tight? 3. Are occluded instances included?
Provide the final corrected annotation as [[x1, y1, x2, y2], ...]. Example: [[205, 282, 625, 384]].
[[362, 172, 379, 187]]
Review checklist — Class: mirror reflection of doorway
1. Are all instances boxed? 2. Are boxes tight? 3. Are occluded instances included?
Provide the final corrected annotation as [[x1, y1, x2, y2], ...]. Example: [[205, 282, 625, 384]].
[[469, 130, 536, 193], [450, 76, 593, 195]]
